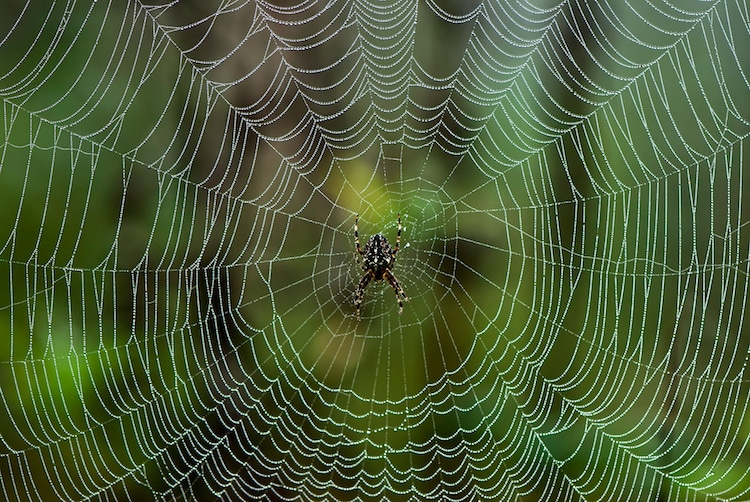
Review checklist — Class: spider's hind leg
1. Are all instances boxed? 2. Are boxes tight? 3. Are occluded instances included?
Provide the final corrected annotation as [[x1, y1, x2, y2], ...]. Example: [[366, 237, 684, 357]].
[[385, 270, 408, 315], [354, 272, 372, 319]]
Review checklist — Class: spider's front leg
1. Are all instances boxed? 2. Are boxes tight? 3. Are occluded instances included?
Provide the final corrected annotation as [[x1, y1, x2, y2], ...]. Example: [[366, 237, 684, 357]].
[[393, 213, 401, 255], [385, 270, 408, 315], [354, 215, 364, 256], [354, 272, 372, 319]]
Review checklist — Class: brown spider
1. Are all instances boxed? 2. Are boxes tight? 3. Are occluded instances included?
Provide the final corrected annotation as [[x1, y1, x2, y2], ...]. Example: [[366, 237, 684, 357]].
[[354, 214, 408, 319]]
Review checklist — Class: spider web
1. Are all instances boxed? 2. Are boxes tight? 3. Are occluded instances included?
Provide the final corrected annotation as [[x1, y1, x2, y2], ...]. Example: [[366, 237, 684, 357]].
[[1, 0, 750, 500]]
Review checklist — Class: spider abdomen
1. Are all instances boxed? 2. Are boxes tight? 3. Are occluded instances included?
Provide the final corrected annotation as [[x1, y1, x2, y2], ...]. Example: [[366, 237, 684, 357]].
[[363, 234, 393, 277]]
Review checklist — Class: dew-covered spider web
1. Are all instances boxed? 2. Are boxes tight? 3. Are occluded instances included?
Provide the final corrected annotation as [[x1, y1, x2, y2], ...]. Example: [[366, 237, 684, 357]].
[[2, 0, 750, 500]]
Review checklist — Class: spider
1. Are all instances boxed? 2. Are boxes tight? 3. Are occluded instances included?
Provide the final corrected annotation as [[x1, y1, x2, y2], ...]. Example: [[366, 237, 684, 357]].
[[354, 213, 408, 319]]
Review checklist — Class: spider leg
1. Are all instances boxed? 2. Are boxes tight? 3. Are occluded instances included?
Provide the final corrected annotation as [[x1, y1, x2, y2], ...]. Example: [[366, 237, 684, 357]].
[[393, 213, 401, 254], [355, 214, 364, 256], [354, 271, 373, 319], [384, 270, 408, 315]]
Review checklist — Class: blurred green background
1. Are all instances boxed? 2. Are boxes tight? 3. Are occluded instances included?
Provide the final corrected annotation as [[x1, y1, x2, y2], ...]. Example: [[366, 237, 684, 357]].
[[1, 1, 749, 500]]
